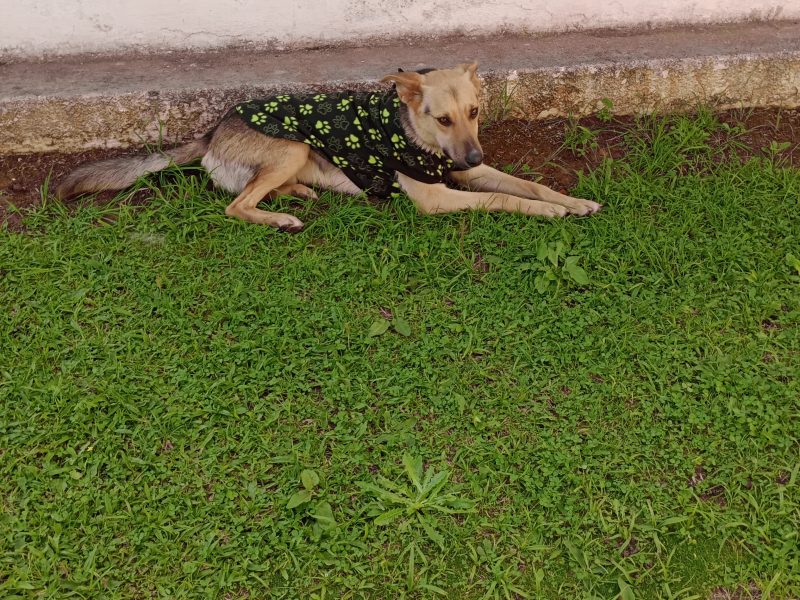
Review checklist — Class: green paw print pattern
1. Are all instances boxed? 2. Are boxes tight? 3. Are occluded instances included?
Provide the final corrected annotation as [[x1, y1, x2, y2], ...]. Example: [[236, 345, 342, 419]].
[[298, 103, 314, 115], [367, 155, 383, 167], [352, 117, 363, 131], [315, 120, 331, 134], [336, 97, 352, 111], [380, 108, 391, 124], [276, 95, 290, 102], [357, 106, 369, 118], [332, 156, 349, 168], [345, 134, 361, 149], [303, 134, 324, 148], [368, 128, 381, 141], [313, 93, 327, 102], [251, 112, 267, 125], [283, 116, 299, 132], [390, 133, 406, 149], [263, 101, 280, 113]]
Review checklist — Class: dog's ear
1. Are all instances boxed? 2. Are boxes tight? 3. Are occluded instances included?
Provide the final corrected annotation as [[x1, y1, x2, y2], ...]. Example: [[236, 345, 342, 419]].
[[381, 71, 424, 107], [460, 61, 481, 92]]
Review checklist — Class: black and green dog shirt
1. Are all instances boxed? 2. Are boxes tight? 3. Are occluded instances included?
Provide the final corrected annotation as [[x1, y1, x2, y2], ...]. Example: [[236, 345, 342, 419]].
[[234, 90, 464, 198]]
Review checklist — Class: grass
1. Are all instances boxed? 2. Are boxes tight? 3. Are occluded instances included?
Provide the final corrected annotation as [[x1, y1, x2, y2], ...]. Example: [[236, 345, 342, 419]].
[[1, 111, 799, 599]]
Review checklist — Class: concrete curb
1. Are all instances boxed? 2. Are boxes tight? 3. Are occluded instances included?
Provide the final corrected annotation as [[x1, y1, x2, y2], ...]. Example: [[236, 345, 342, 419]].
[[1, 21, 799, 155]]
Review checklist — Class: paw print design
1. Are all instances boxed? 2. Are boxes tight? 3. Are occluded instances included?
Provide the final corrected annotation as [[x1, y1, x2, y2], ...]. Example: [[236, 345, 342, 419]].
[[313, 93, 327, 102], [392, 96, 401, 107], [303, 134, 324, 148], [332, 115, 349, 130], [328, 137, 343, 153], [445, 158, 454, 168], [380, 108, 391, 124], [236, 106, 244, 114], [367, 128, 381, 141], [263, 123, 280, 136], [317, 103, 333, 115], [367, 155, 383, 167], [263, 101, 280, 113], [332, 155, 349, 168], [348, 155, 366, 169], [357, 106, 369, 118], [345, 134, 361, 149], [315, 120, 331, 134], [336, 97, 352, 111], [276, 95, 291, 102], [417, 155, 427, 165], [390, 133, 406, 149], [352, 117, 363, 131], [369, 95, 381, 105], [299, 103, 314, 115], [283, 115, 299, 132], [392, 181, 402, 189], [436, 164, 444, 175], [250, 112, 267, 125]]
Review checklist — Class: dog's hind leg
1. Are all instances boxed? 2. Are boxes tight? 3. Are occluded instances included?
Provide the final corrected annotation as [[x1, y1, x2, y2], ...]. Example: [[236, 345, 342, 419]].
[[224, 143, 310, 231]]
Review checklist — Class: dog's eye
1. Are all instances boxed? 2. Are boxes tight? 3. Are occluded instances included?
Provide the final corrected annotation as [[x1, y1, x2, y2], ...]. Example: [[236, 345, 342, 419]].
[[437, 116, 452, 126], [469, 107, 479, 119]]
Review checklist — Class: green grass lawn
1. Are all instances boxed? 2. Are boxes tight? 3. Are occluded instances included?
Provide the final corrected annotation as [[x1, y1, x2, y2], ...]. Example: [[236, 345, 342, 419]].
[[1, 111, 799, 599]]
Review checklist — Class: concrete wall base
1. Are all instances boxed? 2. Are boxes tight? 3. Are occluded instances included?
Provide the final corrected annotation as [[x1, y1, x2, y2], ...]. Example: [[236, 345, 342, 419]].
[[1, 22, 799, 155]]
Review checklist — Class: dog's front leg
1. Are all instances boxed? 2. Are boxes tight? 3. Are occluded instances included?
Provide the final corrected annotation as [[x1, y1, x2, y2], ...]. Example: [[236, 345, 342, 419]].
[[449, 164, 601, 216], [397, 173, 569, 218]]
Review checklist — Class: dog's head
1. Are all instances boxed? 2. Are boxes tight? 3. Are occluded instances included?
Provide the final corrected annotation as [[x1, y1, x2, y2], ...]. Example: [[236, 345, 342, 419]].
[[382, 63, 483, 169]]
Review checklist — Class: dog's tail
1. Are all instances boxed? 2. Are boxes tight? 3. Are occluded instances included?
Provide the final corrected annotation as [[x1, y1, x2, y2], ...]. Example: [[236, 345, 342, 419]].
[[56, 135, 211, 199]]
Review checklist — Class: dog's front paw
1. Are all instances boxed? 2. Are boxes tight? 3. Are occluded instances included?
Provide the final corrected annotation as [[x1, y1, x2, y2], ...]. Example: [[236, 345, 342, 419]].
[[569, 199, 603, 216]]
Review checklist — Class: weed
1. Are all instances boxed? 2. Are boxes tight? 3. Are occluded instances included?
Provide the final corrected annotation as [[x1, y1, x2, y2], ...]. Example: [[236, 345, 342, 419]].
[[564, 114, 600, 156], [482, 79, 520, 129]]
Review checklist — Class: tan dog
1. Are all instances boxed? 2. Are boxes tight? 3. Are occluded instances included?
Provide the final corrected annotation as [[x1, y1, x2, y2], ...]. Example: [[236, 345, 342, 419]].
[[57, 63, 601, 231]]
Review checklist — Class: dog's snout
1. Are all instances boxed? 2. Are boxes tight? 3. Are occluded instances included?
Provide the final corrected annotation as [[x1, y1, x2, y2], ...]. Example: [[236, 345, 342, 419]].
[[465, 148, 483, 167]]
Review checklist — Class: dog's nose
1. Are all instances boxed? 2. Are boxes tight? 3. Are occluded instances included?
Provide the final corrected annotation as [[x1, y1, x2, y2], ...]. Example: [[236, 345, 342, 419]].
[[465, 149, 483, 167]]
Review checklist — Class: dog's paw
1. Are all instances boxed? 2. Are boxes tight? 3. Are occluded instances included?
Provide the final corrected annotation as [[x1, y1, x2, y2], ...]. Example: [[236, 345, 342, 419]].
[[275, 215, 305, 233], [569, 199, 603, 216]]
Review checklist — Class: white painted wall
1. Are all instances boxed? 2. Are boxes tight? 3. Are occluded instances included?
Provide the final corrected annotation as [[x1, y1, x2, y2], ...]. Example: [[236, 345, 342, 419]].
[[1, 0, 797, 58]]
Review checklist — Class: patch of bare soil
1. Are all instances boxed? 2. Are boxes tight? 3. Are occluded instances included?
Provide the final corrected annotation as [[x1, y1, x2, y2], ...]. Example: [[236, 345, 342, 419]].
[[708, 582, 762, 600], [2, 108, 799, 232]]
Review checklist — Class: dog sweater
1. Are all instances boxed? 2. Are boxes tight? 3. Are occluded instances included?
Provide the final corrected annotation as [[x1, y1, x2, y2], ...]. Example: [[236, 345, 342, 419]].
[[233, 91, 463, 198]]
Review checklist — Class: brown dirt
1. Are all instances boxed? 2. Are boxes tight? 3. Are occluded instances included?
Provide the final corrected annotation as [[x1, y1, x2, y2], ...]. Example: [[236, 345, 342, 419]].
[[2, 108, 799, 232]]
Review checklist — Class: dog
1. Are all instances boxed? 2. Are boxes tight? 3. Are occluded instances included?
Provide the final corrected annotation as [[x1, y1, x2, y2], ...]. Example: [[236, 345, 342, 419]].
[[57, 63, 601, 231]]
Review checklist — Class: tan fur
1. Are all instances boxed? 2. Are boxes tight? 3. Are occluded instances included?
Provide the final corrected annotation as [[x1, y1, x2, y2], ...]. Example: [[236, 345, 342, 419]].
[[57, 63, 601, 231]]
